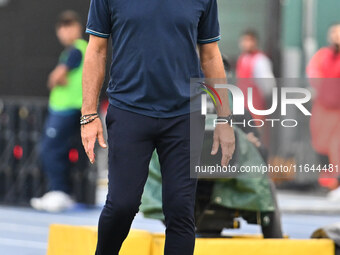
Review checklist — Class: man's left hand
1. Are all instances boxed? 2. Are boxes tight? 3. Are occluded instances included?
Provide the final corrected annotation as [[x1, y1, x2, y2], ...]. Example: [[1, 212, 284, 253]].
[[211, 123, 235, 166]]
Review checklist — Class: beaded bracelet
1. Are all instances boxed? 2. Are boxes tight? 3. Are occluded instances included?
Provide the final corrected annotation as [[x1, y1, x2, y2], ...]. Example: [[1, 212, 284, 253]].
[[80, 113, 99, 126]]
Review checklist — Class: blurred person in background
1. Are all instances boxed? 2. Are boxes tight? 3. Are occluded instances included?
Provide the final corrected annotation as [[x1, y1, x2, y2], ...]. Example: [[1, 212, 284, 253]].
[[236, 29, 275, 145], [30, 10, 88, 212], [307, 23, 340, 200], [236, 29, 275, 110]]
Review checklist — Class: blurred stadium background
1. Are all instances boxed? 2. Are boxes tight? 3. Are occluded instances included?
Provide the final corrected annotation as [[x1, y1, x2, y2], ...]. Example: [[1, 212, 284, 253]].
[[2, 0, 340, 96]]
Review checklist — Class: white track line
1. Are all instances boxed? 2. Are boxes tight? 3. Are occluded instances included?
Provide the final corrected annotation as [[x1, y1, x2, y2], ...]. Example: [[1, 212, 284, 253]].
[[0, 238, 46, 249], [0, 222, 46, 234], [0, 208, 98, 224]]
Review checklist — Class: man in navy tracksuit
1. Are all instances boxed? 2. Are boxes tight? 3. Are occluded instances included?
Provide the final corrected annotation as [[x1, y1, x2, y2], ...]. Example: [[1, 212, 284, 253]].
[[81, 0, 235, 254]]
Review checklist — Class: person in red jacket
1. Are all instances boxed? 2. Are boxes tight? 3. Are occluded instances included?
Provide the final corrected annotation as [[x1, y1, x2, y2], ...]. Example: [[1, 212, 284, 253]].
[[236, 29, 275, 120], [307, 23, 340, 198], [236, 30, 275, 147]]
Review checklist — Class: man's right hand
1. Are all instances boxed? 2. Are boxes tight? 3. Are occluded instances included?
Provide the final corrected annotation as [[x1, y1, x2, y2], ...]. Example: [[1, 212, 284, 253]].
[[81, 117, 107, 164], [81, 35, 109, 163]]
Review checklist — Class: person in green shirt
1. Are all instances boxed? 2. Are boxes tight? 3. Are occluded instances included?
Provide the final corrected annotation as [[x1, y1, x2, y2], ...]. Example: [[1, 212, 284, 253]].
[[30, 10, 88, 212]]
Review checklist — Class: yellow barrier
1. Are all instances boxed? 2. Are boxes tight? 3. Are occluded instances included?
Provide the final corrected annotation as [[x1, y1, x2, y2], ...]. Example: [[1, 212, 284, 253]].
[[47, 225, 335, 255], [47, 225, 152, 255], [152, 235, 334, 255]]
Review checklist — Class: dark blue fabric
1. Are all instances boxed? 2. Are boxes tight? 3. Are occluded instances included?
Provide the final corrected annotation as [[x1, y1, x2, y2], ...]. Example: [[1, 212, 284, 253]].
[[86, 0, 220, 118], [59, 47, 82, 70], [95, 105, 205, 255], [40, 109, 81, 193]]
